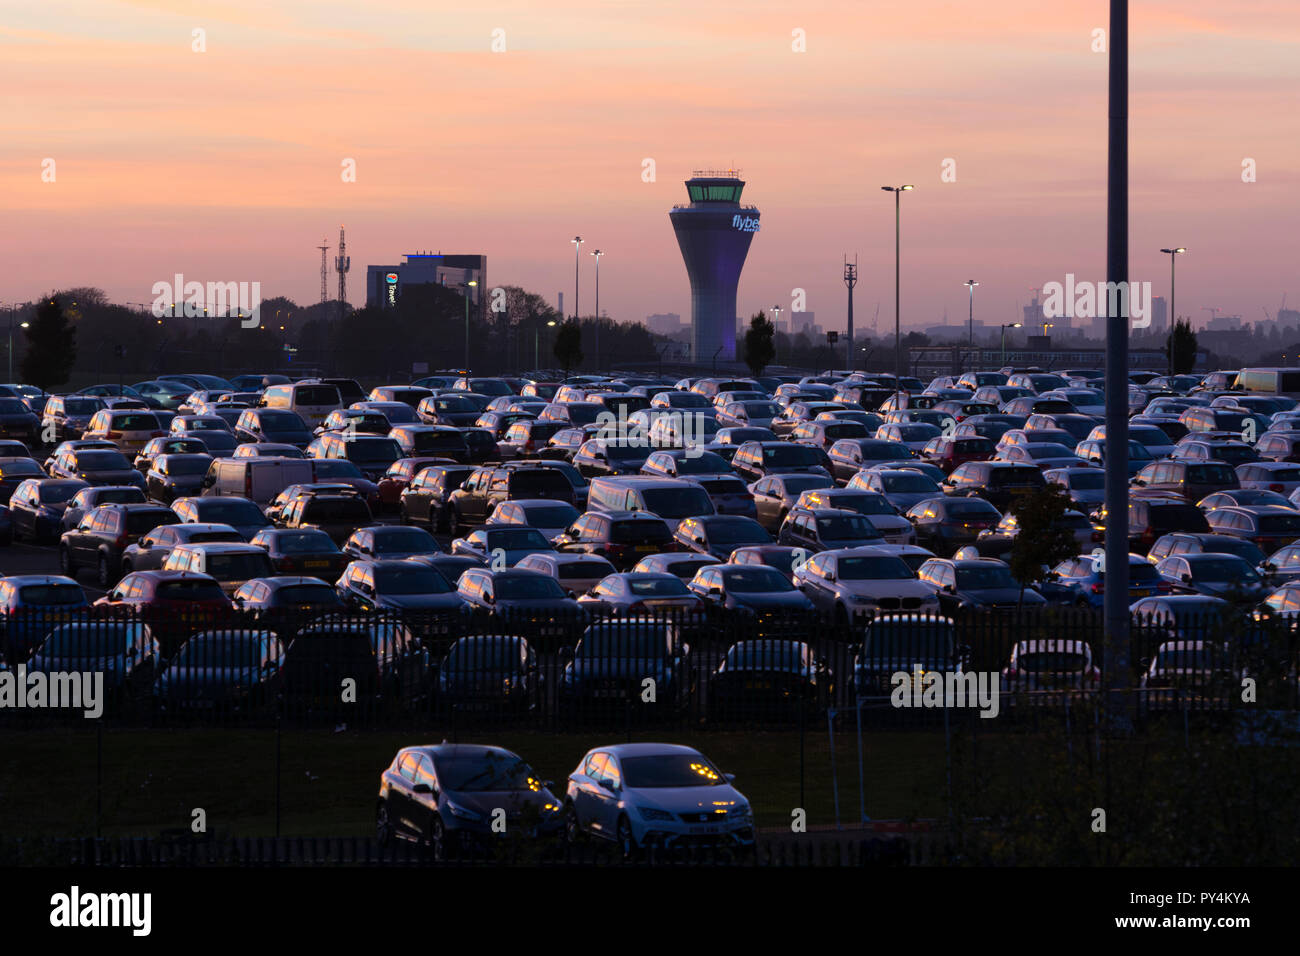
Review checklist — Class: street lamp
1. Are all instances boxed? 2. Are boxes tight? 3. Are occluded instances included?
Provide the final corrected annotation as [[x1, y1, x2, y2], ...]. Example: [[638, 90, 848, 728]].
[[964, 279, 979, 373], [881, 185, 914, 407], [571, 237, 583, 321], [1160, 247, 1186, 375], [590, 249, 603, 370], [5, 304, 29, 382], [1000, 322, 1022, 368], [462, 280, 478, 371]]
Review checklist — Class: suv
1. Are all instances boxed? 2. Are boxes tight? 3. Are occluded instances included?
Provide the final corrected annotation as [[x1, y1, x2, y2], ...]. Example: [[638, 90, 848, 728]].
[[1132, 459, 1239, 501], [1127, 498, 1211, 554], [161, 542, 277, 595], [399, 464, 476, 532], [553, 511, 677, 570], [277, 492, 373, 544], [445, 464, 576, 534], [59, 503, 181, 586], [942, 461, 1046, 512]]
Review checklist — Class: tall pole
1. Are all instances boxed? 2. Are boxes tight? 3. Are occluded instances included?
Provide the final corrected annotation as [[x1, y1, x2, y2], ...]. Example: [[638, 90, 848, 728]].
[[1160, 247, 1185, 376], [844, 257, 858, 370], [881, 186, 913, 408], [571, 237, 583, 322], [1104, 0, 1131, 728], [590, 249, 603, 371], [463, 280, 477, 372], [965, 280, 979, 373]]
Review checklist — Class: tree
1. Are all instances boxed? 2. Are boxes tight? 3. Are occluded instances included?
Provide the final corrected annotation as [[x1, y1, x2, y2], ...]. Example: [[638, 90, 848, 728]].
[[742, 311, 776, 378], [1006, 483, 1080, 607], [1166, 318, 1198, 375], [20, 295, 77, 390], [552, 319, 583, 380]]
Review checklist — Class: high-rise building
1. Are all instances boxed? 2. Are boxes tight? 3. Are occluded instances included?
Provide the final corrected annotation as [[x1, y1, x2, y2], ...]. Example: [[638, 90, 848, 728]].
[[669, 170, 760, 363], [1150, 296, 1168, 335], [645, 312, 685, 336]]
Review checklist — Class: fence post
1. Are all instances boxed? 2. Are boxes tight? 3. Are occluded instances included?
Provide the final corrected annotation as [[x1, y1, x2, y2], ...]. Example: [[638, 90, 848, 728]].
[[96, 721, 103, 839], [274, 715, 282, 839]]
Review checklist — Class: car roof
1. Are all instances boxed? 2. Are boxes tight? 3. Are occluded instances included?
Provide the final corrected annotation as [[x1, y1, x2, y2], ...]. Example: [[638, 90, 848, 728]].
[[596, 742, 702, 758]]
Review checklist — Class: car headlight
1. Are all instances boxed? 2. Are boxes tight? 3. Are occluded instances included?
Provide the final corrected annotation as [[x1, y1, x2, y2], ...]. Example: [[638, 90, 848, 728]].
[[543, 802, 563, 814], [639, 807, 675, 822], [447, 803, 483, 822], [730, 804, 752, 821]]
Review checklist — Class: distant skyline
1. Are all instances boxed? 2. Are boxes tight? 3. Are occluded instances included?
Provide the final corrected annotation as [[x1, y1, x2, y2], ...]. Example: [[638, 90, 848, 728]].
[[3, 1, 1298, 335]]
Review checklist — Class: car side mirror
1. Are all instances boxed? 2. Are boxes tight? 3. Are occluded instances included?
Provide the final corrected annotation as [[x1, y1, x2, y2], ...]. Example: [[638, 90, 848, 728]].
[[723, 772, 737, 784]]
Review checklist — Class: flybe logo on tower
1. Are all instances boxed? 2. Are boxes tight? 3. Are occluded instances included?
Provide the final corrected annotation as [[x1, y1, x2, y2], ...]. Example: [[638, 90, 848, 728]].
[[731, 215, 761, 233]]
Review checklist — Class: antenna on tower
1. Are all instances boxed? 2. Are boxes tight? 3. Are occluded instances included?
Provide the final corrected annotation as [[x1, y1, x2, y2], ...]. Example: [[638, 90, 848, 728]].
[[334, 225, 351, 319], [317, 238, 330, 305]]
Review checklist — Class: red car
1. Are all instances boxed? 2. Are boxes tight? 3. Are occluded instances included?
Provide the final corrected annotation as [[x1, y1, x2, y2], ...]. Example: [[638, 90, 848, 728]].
[[376, 457, 455, 511], [93, 569, 234, 654], [920, 435, 997, 474]]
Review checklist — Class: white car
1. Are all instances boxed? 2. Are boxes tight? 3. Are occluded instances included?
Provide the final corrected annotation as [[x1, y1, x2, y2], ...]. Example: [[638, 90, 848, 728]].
[[565, 742, 754, 857]]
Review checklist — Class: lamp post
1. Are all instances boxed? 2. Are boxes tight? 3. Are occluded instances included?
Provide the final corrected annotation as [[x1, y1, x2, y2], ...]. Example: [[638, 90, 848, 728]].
[[590, 249, 603, 370], [571, 237, 583, 322], [881, 185, 914, 407], [1159, 247, 1186, 375], [964, 279, 979, 373], [1000, 322, 1021, 368], [5, 305, 29, 382], [462, 280, 478, 371]]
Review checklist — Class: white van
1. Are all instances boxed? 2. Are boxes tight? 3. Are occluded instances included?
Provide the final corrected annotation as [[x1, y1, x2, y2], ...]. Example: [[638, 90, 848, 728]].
[[259, 383, 342, 429], [200, 457, 316, 504], [587, 475, 715, 529], [1235, 368, 1300, 400]]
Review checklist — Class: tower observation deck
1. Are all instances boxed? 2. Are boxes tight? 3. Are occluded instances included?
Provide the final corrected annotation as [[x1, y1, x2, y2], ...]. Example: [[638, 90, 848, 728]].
[[669, 169, 760, 363]]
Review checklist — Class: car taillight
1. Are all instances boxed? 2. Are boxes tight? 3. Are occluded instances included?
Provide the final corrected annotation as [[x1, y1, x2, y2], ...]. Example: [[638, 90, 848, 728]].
[[1004, 668, 1019, 680], [628, 601, 648, 613], [245, 472, 253, 497], [1270, 484, 1284, 492], [1156, 581, 1172, 593], [1091, 530, 1104, 542], [1086, 667, 1101, 683], [107, 431, 123, 439], [275, 557, 295, 571], [151, 430, 166, 438], [1255, 536, 1269, 546], [1090, 583, 1103, 594]]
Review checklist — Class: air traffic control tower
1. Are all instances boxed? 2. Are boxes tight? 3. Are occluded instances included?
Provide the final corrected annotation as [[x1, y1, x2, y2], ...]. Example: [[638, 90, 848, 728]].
[[669, 170, 760, 363]]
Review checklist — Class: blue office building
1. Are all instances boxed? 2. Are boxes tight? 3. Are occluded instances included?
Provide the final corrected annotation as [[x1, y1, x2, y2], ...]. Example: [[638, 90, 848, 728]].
[[669, 171, 760, 362]]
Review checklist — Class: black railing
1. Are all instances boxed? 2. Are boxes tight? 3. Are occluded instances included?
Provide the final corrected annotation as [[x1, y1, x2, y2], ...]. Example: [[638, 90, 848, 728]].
[[2, 606, 1295, 729]]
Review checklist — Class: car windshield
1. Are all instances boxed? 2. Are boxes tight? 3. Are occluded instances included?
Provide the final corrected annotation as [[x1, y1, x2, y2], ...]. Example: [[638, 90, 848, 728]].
[[446, 638, 525, 671], [344, 439, 401, 465], [837, 556, 913, 580], [157, 580, 227, 601], [373, 529, 438, 554], [578, 626, 668, 658], [706, 520, 769, 545], [42, 624, 134, 658], [436, 752, 538, 792], [200, 501, 267, 525], [1065, 471, 1105, 490], [311, 459, 363, 479], [1191, 558, 1258, 583], [174, 634, 267, 667], [628, 577, 689, 596], [164, 457, 210, 476], [17, 584, 85, 605], [519, 504, 578, 527], [496, 576, 566, 600], [204, 553, 273, 580], [956, 566, 1018, 589], [763, 445, 822, 466], [270, 531, 336, 553], [726, 642, 806, 669], [641, 487, 713, 518], [64, 399, 101, 414], [816, 515, 880, 540], [275, 585, 338, 605], [115, 414, 159, 430], [75, 451, 131, 470], [864, 624, 956, 660], [39, 484, 83, 504], [621, 754, 727, 788], [1019, 651, 1089, 672], [557, 560, 614, 578], [374, 566, 452, 595], [721, 567, 793, 593], [946, 501, 1000, 518], [484, 529, 550, 550], [670, 454, 729, 475], [881, 474, 938, 492], [610, 521, 672, 544]]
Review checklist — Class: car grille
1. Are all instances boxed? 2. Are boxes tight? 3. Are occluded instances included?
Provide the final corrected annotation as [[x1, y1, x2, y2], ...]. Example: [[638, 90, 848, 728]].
[[678, 809, 730, 824], [876, 597, 924, 610]]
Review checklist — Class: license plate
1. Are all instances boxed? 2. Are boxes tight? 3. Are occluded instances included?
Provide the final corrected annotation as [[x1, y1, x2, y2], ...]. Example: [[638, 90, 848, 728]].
[[636, 545, 656, 553], [1132, 588, 1150, 597], [745, 680, 771, 690], [696, 825, 720, 834], [304, 560, 328, 568], [594, 689, 626, 698]]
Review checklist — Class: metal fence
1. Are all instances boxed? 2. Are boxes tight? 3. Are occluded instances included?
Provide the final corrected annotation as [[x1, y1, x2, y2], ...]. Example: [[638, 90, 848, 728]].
[[1, 605, 1295, 730]]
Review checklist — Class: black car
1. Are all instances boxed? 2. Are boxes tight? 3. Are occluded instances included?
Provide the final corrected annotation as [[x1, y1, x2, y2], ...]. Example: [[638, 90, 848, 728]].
[[376, 744, 564, 858], [916, 557, 1046, 612], [558, 619, 692, 719], [248, 527, 348, 579], [435, 635, 541, 714], [60, 503, 181, 586], [230, 576, 345, 633], [708, 639, 829, 720]]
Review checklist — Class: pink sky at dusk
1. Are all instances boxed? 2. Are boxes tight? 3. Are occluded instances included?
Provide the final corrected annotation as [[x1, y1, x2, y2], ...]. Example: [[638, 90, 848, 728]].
[[2, 0, 1298, 335]]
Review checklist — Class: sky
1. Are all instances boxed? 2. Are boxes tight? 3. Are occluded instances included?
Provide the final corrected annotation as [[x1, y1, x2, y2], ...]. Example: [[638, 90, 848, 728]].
[[2, 0, 1298, 335]]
